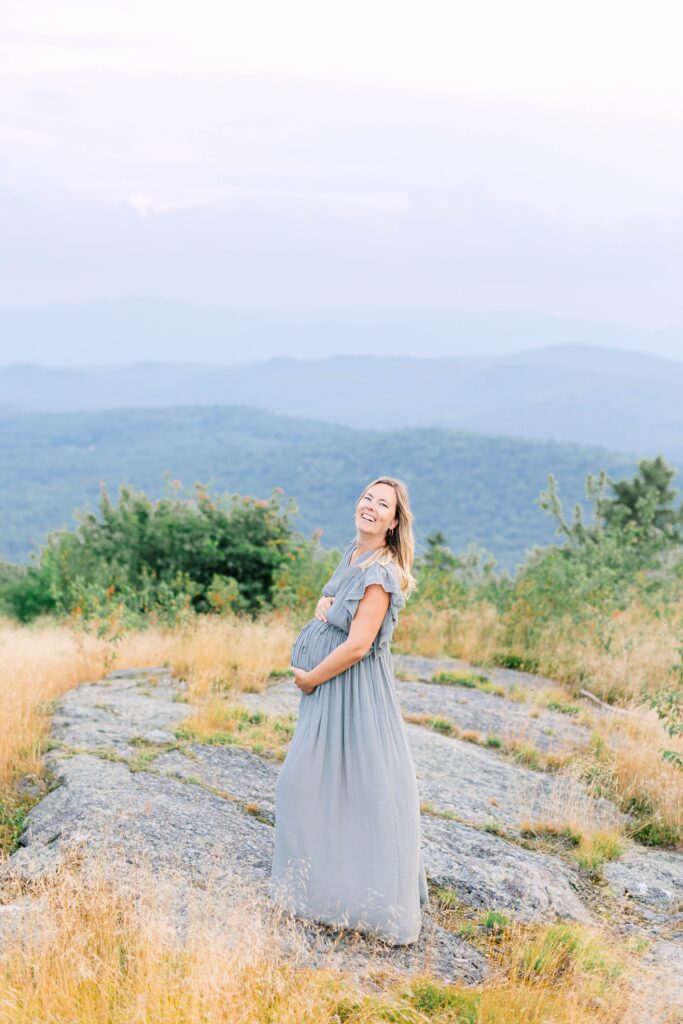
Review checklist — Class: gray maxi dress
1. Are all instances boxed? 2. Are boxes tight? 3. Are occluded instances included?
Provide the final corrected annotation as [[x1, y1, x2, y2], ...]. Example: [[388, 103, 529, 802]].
[[269, 537, 429, 945]]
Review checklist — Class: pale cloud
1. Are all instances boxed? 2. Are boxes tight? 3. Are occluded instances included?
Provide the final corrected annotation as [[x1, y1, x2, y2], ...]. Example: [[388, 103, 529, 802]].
[[3, 0, 681, 107], [3, 0, 682, 219], [1, 0, 682, 329]]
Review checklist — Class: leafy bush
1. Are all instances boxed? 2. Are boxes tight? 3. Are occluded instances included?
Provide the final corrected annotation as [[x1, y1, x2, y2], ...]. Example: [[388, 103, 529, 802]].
[[0, 480, 302, 623], [411, 531, 513, 612], [502, 457, 683, 650], [641, 638, 683, 770], [2, 455, 681, 652], [0, 561, 57, 622], [270, 528, 342, 626]]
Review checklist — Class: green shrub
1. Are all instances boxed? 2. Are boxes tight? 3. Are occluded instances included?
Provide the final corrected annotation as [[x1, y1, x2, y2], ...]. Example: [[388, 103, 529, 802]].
[[490, 652, 541, 673], [546, 699, 581, 716], [431, 671, 487, 688], [0, 480, 302, 623], [408, 980, 480, 1020], [480, 909, 510, 933]]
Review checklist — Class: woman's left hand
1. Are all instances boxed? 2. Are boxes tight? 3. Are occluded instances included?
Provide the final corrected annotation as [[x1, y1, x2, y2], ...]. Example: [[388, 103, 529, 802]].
[[291, 667, 318, 695]]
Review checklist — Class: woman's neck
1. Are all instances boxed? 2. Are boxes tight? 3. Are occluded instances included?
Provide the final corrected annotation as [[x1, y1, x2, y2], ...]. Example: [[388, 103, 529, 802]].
[[354, 539, 384, 555]]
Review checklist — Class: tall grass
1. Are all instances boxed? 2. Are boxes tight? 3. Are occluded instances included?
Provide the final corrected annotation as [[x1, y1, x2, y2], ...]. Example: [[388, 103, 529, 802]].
[[396, 599, 683, 706], [0, 853, 360, 1023], [396, 601, 502, 663], [532, 602, 683, 704], [0, 617, 114, 788], [155, 611, 294, 697], [583, 712, 683, 846], [0, 851, 663, 1024]]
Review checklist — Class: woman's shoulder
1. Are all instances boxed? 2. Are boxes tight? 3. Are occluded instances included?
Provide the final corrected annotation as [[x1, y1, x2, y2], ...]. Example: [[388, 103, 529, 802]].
[[368, 555, 398, 578], [362, 556, 405, 603]]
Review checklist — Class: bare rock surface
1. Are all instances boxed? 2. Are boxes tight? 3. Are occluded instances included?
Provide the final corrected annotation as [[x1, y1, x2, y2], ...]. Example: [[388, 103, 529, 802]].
[[0, 893, 53, 947], [46, 666, 193, 756], [635, 939, 683, 1015], [419, 814, 592, 923], [395, 678, 591, 753], [152, 740, 596, 925], [4, 749, 273, 888], [238, 683, 300, 718], [407, 722, 626, 833], [154, 743, 279, 820], [393, 653, 568, 694], [603, 847, 683, 924]]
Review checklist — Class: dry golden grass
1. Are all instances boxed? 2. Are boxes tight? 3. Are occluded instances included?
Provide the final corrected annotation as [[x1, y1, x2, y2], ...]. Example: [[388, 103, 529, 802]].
[[155, 611, 295, 698], [531, 686, 585, 718], [402, 596, 683, 708], [519, 818, 625, 876], [516, 749, 633, 869], [513, 716, 683, 855], [395, 601, 503, 662], [522, 713, 675, 857], [0, 852, 360, 1023], [428, 888, 665, 1023], [0, 616, 115, 788], [586, 708, 683, 846], [532, 601, 683, 704], [0, 850, 664, 1024], [461, 919, 672, 1024]]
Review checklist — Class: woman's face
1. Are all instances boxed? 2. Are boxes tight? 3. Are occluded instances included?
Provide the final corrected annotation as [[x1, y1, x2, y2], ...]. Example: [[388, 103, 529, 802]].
[[355, 483, 399, 543]]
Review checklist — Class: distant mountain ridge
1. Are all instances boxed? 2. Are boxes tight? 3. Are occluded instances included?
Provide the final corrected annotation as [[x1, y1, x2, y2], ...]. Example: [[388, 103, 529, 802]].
[[2, 298, 683, 366], [0, 345, 682, 464], [0, 403, 638, 569]]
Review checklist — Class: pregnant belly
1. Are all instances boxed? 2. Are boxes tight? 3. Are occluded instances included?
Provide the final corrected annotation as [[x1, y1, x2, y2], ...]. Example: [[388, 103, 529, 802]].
[[291, 618, 348, 672]]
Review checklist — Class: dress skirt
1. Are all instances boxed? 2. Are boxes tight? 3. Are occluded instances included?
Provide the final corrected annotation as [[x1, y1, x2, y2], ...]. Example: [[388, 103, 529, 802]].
[[269, 615, 428, 945]]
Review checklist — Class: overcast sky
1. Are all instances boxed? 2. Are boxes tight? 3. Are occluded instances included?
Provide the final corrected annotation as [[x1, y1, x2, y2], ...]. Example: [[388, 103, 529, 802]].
[[1, 0, 683, 363]]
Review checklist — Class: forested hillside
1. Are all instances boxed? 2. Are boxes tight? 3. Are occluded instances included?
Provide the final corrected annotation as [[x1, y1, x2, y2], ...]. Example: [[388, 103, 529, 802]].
[[0, 404, 640, 570]]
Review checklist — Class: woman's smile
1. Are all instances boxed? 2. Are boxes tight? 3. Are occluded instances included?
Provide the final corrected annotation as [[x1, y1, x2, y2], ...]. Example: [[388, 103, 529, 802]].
[[355, 486, 398, 540]]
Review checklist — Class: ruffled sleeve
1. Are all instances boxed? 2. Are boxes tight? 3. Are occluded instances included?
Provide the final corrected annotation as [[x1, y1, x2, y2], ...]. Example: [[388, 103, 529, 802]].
[[326, 559, 406, 655]]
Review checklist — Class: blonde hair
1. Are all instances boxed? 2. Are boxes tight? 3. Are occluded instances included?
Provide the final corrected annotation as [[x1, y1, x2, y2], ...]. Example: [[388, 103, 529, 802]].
[[351, 476, 418, 600]]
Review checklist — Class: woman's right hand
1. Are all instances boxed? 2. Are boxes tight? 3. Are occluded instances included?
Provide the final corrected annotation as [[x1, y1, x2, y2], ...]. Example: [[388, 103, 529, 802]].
[[315, 595, 335, 621]]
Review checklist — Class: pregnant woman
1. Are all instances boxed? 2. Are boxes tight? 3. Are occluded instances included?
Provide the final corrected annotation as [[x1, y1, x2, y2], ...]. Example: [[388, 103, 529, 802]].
[[269, 476, 428, 945]]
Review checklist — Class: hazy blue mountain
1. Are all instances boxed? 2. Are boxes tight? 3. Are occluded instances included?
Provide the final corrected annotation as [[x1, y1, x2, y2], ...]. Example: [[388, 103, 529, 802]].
[[2, 297, 683, 366], [0, 345, 681, 463], [0, 404, 639, 570]]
